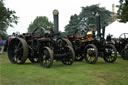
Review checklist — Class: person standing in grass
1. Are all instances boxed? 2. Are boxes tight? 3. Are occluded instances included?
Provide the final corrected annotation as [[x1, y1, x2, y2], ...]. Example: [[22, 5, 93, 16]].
[[0, 38, 6, 54]]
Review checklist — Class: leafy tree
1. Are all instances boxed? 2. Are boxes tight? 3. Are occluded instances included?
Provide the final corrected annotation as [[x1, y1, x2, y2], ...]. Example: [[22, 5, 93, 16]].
[[28, 16, 53, 33], [0, 0, 18, 39], [65, 4, 112, 35], [0, 30, 7, 40], [117, 0, 128, 23], [65, 14, 80, 34]]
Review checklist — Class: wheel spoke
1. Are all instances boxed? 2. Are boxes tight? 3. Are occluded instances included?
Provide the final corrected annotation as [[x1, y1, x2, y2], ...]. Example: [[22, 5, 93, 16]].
[[17, 42, 21, 48], [16, 57, 21, 63], [89, 56, 92, 62], [13, 54, 17, 62]]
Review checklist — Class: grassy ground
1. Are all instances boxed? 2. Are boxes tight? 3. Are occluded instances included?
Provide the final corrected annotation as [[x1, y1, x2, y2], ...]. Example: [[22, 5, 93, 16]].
[[0, 52, 128, 85]]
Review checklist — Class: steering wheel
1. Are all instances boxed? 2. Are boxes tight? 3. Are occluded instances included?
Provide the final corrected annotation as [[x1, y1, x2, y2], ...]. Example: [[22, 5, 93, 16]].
[[119, 33, 128, 40], [32, 27, 48, 37]]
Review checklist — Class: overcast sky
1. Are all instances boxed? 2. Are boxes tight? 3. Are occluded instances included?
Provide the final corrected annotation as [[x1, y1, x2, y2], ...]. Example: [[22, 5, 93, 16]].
[[5, 0, 120, 35]]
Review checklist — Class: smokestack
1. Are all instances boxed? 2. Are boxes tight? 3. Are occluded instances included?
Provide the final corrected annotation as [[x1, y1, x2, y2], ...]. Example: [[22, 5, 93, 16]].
[[112, 4, 115, 13], [96, 13, 101, 38], [53, 9, 59, 34], [102, 27, 105, 39]]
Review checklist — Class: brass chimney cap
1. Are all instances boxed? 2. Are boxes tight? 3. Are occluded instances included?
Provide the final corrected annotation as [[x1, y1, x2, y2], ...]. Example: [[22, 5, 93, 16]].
[[96, 12, 100, 16], [53, 9, 59, 15]]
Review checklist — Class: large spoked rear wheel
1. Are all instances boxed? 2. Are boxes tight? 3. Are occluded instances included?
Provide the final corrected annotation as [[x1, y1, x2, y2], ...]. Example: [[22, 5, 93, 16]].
[[39, 47, 53, 68], [8, 38, 28, 64], [103, 44, 117, 63], [84, 44, 98, 64], [62, 46, 75, 65]]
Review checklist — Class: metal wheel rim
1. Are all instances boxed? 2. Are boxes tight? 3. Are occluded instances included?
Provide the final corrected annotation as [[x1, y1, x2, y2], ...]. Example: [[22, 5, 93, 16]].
[[104, 44, 117, 63], [62, 46, 75, 65], [39, 47, 53, 68], [8, 38, 28, 64], [85, 44, 98, 64]]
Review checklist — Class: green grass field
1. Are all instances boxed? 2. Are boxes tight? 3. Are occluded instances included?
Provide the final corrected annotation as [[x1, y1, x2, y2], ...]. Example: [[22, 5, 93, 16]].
[[0, 52, 128, 85]]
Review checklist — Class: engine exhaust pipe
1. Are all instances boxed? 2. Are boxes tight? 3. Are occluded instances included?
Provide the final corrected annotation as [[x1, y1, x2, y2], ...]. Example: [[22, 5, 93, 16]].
[[53, 9, 59, 34], [96, 13, 101, 38]]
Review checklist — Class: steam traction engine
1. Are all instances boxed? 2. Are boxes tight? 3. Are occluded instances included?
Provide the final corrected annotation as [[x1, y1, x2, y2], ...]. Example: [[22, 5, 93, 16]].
[[69, 13, 117, 64], [118, 33, 128, 60], [8, 27, 54, 68], [7, 10, 75, 68], [83, 13, 117, 64], [40, 10, 75, 66], [43, 10, 75, 65], [106, 33, 128, 60]]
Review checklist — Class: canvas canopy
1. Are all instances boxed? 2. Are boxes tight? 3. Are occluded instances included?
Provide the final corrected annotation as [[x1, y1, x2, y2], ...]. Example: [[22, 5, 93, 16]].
[[105, 21, 128, 38]]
